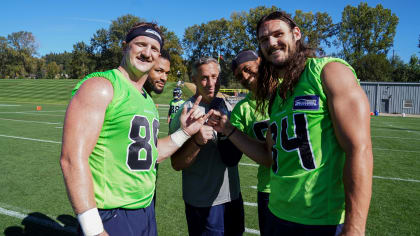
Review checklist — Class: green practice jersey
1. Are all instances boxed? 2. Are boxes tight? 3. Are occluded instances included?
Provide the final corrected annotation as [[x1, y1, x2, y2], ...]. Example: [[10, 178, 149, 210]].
[[268, 57, 357, 225], [72, 69, 159, 209], [230, 93, 270, 193], [168, 99, 184, 119]]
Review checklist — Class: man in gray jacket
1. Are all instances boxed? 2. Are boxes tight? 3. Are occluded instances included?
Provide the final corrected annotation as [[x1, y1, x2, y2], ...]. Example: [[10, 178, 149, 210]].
[[169, 57, 244, 236]]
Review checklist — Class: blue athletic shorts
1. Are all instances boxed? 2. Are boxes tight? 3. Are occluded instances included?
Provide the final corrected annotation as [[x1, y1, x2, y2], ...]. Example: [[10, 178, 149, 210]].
[[185, 194, 245, 236], [257, 191, 270, 236], [77, 200, 157, 236], [264, 209, 343, 236]]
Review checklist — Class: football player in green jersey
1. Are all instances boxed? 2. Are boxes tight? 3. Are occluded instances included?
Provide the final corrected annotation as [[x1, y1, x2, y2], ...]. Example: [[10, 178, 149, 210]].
[[168, 88, 184, 124], [60, 22, 213, 236], [230, 50, 271, 235], [145, 49, 171, 95], [212, 11, 373, 236]]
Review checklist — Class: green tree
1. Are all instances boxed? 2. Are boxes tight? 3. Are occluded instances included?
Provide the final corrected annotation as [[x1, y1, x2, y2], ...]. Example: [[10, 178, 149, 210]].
[[70, 42, 94, 79], [46, 61, 60, 79], [353, 53, 392, 81], [161, 26, 187, 82], [7, 31, 38, 56], [293, 10, 336, 55], [43, 52, 72, 77], [337, 2, 399, 64], [90, 14, 145, 71]]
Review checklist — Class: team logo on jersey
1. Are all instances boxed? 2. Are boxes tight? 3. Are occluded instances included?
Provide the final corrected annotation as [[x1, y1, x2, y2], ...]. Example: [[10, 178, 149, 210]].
[[293, 95, 319, 110]]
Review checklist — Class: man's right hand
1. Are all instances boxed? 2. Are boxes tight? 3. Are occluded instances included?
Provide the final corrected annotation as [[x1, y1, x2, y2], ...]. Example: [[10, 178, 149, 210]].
[[179, 95, 214, 136], [194, 125, 214, 146]]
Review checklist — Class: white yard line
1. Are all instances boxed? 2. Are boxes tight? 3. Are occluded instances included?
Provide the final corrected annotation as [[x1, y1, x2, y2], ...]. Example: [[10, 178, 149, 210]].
[[0, 205, 259, 235], [372, 136, 420, 141], [0, 117, 61, 125], [373, 147, 420, 153], [0, 134, 61, 144], [0, 111, 63, 117], [0, 104, 21, 107], [373, 176, 420, 183], [16, 110, 66, 113], [0, 206, 76, 234]]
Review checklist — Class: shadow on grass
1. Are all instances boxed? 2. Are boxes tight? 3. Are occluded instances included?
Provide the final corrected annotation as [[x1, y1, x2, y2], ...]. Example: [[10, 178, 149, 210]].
[[4, 212, 78, 236]]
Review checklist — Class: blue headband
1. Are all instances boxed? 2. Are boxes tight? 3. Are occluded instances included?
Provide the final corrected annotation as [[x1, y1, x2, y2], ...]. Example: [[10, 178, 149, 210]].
[[125, 26, 164, 48]]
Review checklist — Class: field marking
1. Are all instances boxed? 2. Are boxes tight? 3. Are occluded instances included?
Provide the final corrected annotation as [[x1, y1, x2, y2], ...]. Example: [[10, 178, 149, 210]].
[[0, 134, 61, 144], [0, 111, 64, 117], [12, 110, 66, 113], [0, 205, 259, 235], [372, 136, 420, 141], [0, 104, 21, 107], [373, 176, 420, 183], [0, 206, 76, 234], [373, 147, 420, 153], [0, 117, 61, 125], [373, 128, 420, 134]]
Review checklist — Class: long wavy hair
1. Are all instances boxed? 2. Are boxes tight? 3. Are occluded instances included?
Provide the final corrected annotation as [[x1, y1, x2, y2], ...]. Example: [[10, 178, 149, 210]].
[[255, 11, 316, 115]]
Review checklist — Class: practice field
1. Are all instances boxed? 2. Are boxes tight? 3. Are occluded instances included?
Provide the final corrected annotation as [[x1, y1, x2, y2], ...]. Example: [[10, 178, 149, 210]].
[[0, 80, 419, 235]]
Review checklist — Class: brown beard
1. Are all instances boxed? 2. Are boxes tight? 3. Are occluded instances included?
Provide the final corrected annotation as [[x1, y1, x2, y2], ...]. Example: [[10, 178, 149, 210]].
[[255, 40, 316, 115]]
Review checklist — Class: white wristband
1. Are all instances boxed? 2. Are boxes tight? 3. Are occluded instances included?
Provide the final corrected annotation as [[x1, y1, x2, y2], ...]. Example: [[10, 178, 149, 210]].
[[170, 128, 191, 147], [77, 208, 104, 236]]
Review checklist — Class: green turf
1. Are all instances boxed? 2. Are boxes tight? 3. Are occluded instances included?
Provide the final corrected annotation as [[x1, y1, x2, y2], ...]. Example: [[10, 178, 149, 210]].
[[0, 79, 419, 235]]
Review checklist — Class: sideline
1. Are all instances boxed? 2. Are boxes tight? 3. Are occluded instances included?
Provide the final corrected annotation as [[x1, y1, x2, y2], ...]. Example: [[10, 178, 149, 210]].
[[0, 206, 77, 234]]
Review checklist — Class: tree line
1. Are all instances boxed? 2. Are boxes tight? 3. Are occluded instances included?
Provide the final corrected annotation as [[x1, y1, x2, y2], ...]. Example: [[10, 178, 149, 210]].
[[1, 3, 419, 85]]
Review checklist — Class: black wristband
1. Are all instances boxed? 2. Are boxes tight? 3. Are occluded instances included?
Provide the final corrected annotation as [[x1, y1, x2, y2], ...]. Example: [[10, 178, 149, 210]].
[[192, 136, 204, 147], [226, 127, 237, 138]]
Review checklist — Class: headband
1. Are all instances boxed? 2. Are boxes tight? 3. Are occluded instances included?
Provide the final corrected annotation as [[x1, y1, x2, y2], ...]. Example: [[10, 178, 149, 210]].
[[125, 26, 164, 48], [231, 50, 258, 72]]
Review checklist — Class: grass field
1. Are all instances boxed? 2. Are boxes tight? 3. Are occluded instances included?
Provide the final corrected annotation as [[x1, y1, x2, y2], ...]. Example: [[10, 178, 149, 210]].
[[0, 79, 419, 236]]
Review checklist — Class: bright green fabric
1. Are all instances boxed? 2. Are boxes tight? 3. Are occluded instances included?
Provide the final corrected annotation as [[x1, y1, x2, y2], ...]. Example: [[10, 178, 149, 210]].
[[230, 93, 271, 193], [268, 57, 357, 225], [168, 99, 184, 119], [72, 69, 159, 209]]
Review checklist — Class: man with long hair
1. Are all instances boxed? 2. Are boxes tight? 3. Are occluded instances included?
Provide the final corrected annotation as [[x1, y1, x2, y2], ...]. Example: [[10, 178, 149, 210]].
[[60, 22, 212, 236], [230, 50, 271, 235], [212, 11, 373, 235]]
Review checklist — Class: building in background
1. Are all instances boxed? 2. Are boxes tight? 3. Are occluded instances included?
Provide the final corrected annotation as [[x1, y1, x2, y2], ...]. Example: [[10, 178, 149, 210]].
[[361, 82, 420, 115]]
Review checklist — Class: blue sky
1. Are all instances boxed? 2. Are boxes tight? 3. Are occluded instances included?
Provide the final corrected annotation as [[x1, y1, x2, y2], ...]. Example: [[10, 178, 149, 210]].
[[1, 0, 418, 62]]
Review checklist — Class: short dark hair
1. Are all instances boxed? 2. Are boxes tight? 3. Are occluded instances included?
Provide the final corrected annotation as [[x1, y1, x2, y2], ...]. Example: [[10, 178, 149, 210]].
[[160, 49, 171, 62]]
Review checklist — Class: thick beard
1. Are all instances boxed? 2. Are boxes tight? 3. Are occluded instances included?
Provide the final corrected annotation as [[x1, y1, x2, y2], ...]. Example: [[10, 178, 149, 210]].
[[144, 78, 164, 94], [270, 50, 294, 69]]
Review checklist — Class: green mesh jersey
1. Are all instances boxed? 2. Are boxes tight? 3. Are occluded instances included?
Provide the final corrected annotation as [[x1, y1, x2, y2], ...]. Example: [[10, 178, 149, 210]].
[[168, 99, 184, 119], [230, 93, 271, 193], [268, 57, 357, 225], [72, 69, 159, 209]]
